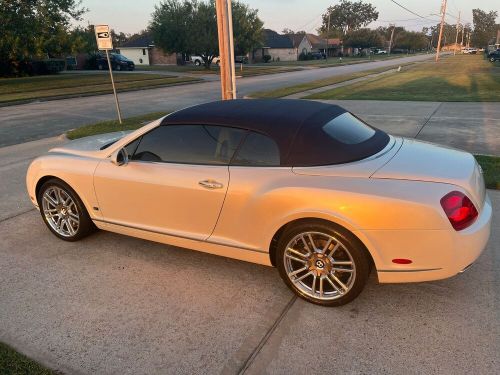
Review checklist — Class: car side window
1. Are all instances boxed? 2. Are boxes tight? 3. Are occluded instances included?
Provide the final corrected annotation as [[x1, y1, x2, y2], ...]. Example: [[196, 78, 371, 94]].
[[231, 132, 280, 167], [130, 125, 245, 165]]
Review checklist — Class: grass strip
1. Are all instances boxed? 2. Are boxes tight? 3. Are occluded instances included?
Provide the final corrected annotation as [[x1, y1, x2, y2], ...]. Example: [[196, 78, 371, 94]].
[[306, 55, 500, 101], [0, 342, 56, 375], [66, 112, 168, 140]]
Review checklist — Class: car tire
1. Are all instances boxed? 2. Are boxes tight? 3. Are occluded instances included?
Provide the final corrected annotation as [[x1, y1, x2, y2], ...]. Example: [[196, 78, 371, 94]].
[[98, 64, 104, 70], [490, 57, 496, 62], [116, 64, 122, 71], [194, 60, 201, 66], [37, 178, 96, 242], [276, 220, 371, 307]]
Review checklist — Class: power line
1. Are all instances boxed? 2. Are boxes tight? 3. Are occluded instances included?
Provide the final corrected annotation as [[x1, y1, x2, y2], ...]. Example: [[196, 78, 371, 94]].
[[389, 0, 437, 22]]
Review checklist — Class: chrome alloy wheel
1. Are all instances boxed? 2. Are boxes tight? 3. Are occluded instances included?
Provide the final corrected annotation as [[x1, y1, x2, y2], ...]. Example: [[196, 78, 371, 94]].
[[41, 186, 80, 237], [284, 231, 356, 301]]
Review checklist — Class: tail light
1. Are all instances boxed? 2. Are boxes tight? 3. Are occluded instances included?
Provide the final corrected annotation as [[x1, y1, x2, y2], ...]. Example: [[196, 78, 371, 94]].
[[440, 191, 478, 231]]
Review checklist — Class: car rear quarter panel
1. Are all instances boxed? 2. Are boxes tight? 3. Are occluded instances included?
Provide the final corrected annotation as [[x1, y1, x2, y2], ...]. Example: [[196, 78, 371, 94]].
[[211, 168, 457, 269], [27, 154, 101, 219]]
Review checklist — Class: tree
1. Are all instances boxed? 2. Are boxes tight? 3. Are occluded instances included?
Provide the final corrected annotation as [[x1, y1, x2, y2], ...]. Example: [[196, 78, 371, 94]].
[[282, 28, 306, 35], [150, 0, 263, 68], [343, 28, 383, 50], [318, 0, 379, 36], [471, 9, 498, 47], [0, 0, 86, 76], [393, 30, 428, 52]]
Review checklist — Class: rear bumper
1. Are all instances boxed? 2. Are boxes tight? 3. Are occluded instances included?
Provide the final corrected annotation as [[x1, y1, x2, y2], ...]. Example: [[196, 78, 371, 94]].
[[363, 194, 492, 283]]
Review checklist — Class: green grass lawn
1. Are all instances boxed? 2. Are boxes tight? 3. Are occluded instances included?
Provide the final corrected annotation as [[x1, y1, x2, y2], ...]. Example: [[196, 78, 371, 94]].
[[0, 73, 200, 104], [306, 54, 500, 101], [66, 112, 168, 140], [249, 64, 410, 98], [137, 64, 303, 77], [475, 155, 500, 189], [0, 342, 56, 375]]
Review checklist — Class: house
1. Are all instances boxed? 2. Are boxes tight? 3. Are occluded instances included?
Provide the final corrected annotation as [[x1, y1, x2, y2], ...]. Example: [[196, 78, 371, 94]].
[[118, 34, 177, 66], [289, 33, 342, 57], [252, 29, 297, 62]]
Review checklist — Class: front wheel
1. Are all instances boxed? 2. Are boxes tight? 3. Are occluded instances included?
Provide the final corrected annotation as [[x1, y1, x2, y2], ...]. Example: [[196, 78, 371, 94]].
[[490, 57, 496, 62], [194, 60, 201, 66], [38, 179, 95, 241], [276, 221, 371, 306]]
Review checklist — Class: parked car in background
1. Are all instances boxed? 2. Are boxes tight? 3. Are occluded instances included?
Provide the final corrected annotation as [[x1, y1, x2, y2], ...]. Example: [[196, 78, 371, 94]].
[[310, 51, 326, 60], [96, 53, 135, 71], [487, 49, 500, 62], [191, 55, 220, 66], [234, 55, 249, 64], [462, 48, 477, 54], [374, 49, 388, 55], [26, 99, 491, 307]]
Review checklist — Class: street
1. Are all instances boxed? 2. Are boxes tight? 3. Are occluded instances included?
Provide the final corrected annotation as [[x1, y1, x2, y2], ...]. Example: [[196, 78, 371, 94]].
[[0, 53, 435, 147]]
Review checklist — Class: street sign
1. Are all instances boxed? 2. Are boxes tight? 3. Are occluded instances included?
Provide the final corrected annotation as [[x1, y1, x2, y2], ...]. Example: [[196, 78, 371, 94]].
[[95, 25, 113, 50]]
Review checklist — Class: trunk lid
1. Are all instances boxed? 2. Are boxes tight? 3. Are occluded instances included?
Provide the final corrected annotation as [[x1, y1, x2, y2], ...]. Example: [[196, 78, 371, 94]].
[[371, 139, 485, 209]]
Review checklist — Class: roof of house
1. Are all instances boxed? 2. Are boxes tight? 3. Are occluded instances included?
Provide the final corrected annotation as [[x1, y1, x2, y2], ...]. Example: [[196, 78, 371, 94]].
[[286, 33, 307, 48], [162, 99, 389, 167], [120, 34, 155, 48], [306, 34, 341, 49], [263, 29, 294, 49]]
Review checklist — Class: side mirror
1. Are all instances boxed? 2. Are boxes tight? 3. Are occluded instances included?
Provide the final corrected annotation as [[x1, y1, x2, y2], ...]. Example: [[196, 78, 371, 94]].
[[111, 148, 129, 166]]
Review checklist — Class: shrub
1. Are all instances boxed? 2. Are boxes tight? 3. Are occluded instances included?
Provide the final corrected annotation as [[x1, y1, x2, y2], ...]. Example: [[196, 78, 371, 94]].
[[263, 54, 271, 63]]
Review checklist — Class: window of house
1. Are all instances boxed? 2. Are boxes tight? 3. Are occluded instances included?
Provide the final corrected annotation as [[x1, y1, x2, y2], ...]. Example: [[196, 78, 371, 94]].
[[142, 49, 146, 56], [130, 125, 245, 165]]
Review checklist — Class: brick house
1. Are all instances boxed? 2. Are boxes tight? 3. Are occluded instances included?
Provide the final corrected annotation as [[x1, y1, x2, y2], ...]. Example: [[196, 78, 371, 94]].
[[118, 34, 177, 66]]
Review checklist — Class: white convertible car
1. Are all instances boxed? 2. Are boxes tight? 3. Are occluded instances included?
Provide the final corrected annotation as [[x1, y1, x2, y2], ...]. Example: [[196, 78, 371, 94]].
[[26, 99, 492, 306]]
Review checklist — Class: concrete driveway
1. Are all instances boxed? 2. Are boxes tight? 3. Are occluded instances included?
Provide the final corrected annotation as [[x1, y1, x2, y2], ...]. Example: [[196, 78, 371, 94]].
[[0, 114, 498, 374]]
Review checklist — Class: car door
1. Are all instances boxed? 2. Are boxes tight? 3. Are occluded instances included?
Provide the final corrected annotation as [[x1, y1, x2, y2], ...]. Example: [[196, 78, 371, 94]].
[[93, 124, 245, 241]]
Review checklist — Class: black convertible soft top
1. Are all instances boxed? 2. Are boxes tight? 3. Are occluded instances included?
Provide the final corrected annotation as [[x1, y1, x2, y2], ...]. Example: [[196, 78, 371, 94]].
[[162, 99, 389, 167]]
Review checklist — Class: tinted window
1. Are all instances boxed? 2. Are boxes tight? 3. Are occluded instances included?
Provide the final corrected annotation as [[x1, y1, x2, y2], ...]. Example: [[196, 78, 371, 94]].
[[131, 125, 244, 165], [232, 132, 280, 166], [322, 112, 375, 144]]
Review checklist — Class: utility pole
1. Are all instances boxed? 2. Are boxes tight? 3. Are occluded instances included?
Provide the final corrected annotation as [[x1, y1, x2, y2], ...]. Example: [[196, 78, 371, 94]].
[[389, 24, 396, 55], [435, 0, 447, 62], [215, 0, 236, 100], [453, 11, 460, 55], [325, 12, 331, 63]]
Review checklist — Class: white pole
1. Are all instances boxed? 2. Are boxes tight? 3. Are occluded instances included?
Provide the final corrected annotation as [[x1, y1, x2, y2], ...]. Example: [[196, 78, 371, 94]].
[[105, 50, 122, 124]]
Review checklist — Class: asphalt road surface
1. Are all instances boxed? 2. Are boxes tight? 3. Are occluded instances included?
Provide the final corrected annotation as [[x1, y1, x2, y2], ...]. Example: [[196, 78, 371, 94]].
[[0, 54, 435, 147]]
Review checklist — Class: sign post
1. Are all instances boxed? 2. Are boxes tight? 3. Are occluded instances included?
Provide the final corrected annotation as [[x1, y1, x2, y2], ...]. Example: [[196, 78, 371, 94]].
[[94, 25, 122, 124]]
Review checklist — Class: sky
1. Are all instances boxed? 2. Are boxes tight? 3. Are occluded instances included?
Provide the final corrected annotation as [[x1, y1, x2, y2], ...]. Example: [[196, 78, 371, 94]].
[[80, 0, 500, 35]]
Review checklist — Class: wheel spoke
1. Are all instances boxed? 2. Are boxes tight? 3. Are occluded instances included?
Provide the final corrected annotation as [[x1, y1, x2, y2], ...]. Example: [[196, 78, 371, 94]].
[[311, 275, 317, 295], [331, 260, 352, 266], [329, 274, 349, 293], [43, 194, 58, 206], [288, 266, 307, 278], [321, 238, 332, 254], [66, 219, 76, 235], [326, 275, 343, 294], [295, 271, 313, 283], [307, 233, 317, 251], [332, 267, 353, 273], [285, 253, 307, 264], [319, 276, 324, 298], [327, 243, 340, 258], [300, 235, 311, 253], [287, 247, 309, 258]]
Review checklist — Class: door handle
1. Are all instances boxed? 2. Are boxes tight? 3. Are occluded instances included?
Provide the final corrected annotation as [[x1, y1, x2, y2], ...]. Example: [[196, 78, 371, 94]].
[[199, 180, 224, 189]]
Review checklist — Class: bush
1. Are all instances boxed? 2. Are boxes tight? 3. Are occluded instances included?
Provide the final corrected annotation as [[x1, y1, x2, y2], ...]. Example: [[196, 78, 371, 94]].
[[84, 53, 99, 70], [32, 59, 65, 74], [263, 54, 271, 63]]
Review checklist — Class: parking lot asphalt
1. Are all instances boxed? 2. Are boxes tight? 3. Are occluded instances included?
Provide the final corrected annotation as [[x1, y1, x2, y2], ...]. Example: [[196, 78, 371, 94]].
[[0, 113, 499, 374]]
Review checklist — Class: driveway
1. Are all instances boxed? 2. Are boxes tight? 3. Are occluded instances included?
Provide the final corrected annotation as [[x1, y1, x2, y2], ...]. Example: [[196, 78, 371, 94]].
[[0, 53, 435, 147], [0, 113, 498, 374]]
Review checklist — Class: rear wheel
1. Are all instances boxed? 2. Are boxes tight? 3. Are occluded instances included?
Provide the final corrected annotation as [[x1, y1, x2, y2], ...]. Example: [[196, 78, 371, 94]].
[[194, 60, 201, 66], [276, 221, 370, 306], [38, 179, 95, 241]]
